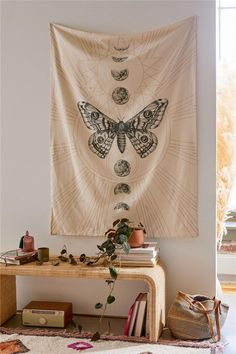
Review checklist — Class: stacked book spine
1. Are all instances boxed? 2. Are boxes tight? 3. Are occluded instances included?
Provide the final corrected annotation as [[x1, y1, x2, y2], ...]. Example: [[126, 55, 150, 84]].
[[115, 242, 159, 267], [0, 249, 37, 265]]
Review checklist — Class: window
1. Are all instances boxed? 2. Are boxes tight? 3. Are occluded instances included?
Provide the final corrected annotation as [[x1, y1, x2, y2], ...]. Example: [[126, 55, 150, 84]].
[[217, 0, 236, 243], [218, 0, 236, 215]]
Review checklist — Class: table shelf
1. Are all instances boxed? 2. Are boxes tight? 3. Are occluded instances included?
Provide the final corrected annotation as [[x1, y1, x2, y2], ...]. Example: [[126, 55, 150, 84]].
[[0, 261, 165, 341]]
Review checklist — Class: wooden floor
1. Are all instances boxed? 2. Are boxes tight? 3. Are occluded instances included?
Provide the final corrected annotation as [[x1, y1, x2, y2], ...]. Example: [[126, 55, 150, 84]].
[[220, 290, 236, 354], [1, 313, 126, 336]]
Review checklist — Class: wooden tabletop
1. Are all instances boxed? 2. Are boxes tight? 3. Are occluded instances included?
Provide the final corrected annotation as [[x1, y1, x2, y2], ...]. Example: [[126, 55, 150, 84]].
[[0, 259, 164, 282]]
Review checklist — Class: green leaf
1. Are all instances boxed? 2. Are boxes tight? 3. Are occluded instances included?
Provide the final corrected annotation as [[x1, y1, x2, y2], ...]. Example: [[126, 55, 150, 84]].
[[69, 255, 77, 265], [109, 266, 118, 280], [117, 222, 126, 230], [117, 225, 132, 238], [122, 241, 130, 254], [97, 245, 104, 252], [116, 231, 128, 243], [120, 218, 129, 223], [95, 302, 103, 309], [91, 331, 100, 341], [101, 240, 110, 248], [118, 234, 128, 243], [113, 219, 121, 227], [107, 295, 115, 304], [105, 228, 115, 236], [106, 231, 116, 239], [106, 243, 115, 256], [126, 227, 133, 238], [79, 254, 86, 262]]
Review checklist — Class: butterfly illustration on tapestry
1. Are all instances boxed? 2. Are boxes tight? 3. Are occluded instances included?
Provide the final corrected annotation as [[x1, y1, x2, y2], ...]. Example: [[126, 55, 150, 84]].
[[77, 99, 168, 159]]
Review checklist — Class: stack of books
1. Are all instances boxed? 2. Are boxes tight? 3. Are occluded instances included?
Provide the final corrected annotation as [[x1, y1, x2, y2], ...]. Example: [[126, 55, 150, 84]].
[[124, 292, 148, 337], [115, 242, 159, 267], [0, 249, 37, 265]]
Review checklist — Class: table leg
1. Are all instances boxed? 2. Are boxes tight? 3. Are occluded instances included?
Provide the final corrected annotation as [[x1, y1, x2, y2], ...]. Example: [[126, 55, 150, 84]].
[[0, 274, 16, 325], [147, 266, 166, 341]]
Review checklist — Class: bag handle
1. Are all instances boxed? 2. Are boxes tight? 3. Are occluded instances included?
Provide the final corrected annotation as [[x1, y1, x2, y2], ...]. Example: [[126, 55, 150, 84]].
[[178, 291, 221, 341], [213, 298, 221, 342], [178, 291, 219, 313]]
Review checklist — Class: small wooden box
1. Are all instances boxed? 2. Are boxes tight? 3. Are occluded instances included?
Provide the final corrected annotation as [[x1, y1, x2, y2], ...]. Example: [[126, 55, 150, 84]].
[[22, 301, 72, 328]]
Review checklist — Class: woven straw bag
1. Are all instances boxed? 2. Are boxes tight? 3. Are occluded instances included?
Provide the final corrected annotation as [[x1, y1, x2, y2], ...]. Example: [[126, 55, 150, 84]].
[[167, 291, 229, 341]]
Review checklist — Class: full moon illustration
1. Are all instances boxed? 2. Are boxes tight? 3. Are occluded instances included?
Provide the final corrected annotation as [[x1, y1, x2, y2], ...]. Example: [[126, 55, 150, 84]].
[[112, 87, 130, 105], [114, 160, 131, 177]]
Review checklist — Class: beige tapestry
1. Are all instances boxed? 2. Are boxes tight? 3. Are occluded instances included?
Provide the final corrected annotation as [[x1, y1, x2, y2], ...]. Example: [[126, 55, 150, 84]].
[[50, 17, 198, 237]]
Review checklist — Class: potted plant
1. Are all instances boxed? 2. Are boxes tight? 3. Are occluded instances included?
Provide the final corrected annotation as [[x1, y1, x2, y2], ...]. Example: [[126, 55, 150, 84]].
[[126, 221, 146, 248], [80, 218, 146, 267], [79, 218, 146, 340]]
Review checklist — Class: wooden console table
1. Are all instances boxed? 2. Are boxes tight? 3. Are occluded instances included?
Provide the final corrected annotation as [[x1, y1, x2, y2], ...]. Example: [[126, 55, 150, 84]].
[[0, 261, 165, 341]]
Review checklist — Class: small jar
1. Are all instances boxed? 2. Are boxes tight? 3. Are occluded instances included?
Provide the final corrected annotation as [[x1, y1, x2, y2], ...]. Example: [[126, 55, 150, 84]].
[[23, 231, 35, 252]]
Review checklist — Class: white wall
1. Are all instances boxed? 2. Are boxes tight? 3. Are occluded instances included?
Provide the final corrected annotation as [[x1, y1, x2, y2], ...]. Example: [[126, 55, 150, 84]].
[[1, 1, 216, 317]]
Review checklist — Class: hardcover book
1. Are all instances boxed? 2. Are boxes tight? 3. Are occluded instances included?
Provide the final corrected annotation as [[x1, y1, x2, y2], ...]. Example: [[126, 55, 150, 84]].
[[126, 293, 144, 336], [134, 292, 148, 337], [0, 250, 37, 265]]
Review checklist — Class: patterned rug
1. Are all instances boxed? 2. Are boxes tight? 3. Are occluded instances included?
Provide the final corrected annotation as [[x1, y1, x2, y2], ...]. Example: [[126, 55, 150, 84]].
[[0, 333, 213, 354], [0, 327, 224, 354]]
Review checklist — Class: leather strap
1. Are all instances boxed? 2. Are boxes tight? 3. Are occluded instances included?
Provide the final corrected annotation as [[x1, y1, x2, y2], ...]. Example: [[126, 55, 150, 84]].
[[214, 298, 221, 341], [178, 291, 221, 341]]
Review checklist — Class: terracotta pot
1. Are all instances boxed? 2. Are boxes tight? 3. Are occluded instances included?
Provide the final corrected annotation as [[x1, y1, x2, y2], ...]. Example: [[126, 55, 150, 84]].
[[128, 229, 144, 248]]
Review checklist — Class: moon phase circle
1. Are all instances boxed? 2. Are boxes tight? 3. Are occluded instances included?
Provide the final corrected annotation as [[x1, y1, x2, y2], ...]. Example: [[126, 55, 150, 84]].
[[114, 202, 130, 211], [111, 69, 129, 81], [114, 183, 131, 195], [112, 87, 129, 105], [114, 160, 131, 177], [112, 56, 128, 63], [113, 45, 130, 51]]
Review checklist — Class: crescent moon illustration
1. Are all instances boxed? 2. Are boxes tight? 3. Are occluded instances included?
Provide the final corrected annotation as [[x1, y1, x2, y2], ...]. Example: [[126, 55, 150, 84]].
[[111, 69, 129, 81], [114, 45, 130, 51], [112, 56, 128, 63]]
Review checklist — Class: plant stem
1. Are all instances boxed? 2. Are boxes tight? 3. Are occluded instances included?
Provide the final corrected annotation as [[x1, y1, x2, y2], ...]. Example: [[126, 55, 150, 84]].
[[99, 274, 116, 323]]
